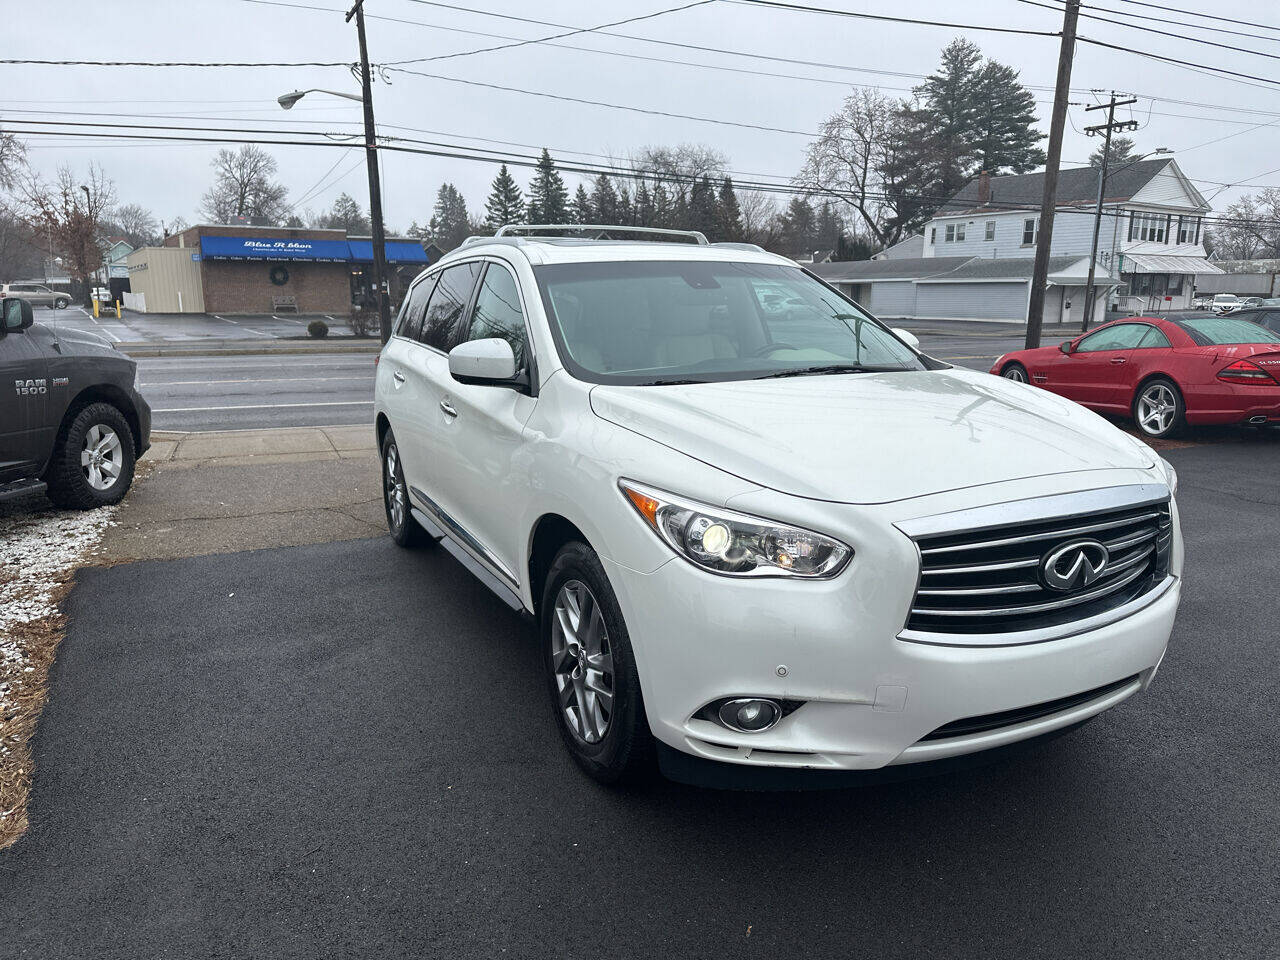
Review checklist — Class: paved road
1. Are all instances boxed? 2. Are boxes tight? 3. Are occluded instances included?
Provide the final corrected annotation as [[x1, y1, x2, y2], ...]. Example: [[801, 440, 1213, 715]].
[[3, 442, 1276, 958], [41, 305, 363, 344], [138, 354, 376, 431]]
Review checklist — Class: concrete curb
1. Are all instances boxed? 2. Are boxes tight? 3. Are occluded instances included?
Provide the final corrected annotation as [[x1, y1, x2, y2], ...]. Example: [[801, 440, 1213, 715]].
[[120, 339, 381, 358], [143, 424, 375, 466]]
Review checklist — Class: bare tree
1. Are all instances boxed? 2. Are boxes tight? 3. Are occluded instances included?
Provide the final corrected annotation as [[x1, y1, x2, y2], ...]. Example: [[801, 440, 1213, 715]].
[[102, 202, 161, 247], [794, 88, 916, 248], [629, 143, 728, 216], [17, 163, 115, 304], [200, 145, 288, 224], [1205, 191, 1280, 261], [736, 189, 781, 248], [0, 130, 26, 191]]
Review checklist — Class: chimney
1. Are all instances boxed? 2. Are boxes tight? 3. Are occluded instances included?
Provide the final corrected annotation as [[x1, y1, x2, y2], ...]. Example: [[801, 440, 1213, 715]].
[[977, 170, 991, 206]]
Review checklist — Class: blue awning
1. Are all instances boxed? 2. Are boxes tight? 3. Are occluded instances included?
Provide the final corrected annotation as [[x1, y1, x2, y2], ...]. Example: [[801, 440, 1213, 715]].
[[348, 240, 430, 264], [200, 235, 352, 261]]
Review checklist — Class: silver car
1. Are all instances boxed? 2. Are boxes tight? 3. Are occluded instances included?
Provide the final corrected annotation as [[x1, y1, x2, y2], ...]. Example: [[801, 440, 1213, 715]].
[[0, 282, 71, 309]]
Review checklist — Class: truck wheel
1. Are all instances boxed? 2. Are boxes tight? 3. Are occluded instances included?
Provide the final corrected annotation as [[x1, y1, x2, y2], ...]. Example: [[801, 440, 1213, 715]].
[[45, 402, 136, 509], [541, 542, 655, 785]]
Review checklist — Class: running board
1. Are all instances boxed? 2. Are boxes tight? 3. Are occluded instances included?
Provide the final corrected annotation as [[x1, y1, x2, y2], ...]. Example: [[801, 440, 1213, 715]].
[[409, 506, 525, 613], [0, 478, 48, 503]]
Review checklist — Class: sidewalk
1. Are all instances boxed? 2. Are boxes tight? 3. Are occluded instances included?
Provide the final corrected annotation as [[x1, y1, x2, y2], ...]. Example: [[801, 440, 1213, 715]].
[[119, 338, 381, 358], [103, 425, 383, 562]]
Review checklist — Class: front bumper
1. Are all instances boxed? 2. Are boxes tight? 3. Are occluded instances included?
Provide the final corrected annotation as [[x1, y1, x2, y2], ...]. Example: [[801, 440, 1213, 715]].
[[604, 493, 1181, 772]]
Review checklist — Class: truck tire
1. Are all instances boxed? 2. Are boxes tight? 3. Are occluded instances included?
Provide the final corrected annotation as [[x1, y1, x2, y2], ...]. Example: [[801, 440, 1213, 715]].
[[45, 402, 136, 509]]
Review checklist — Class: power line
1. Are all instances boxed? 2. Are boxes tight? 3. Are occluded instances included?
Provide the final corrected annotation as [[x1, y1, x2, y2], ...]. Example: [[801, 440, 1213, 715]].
[[1078, 35, 1280, 88], [1080, 1, 1280, 44], [1112, 0, 1280, 33], [727, 0, 1060, 37]]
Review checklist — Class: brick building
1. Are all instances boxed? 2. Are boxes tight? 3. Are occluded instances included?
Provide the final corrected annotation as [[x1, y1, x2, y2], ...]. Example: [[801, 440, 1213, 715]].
[[124, 224, 430, 315]]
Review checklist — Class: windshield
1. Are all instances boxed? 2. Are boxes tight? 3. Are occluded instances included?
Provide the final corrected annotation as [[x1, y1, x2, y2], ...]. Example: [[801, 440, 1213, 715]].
[[533, 260, 927, 385], [1175, 316, 1280, 345]]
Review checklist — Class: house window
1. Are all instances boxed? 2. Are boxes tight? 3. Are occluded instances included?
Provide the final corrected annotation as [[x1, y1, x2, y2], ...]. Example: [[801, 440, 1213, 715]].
[[985, 220, 996, 241], [956, 223, 966, 241], [945, 224, 955, 242], [1177, 216, 1201, 244], [930, 227, 936, 244], [1128, 212, 1168, 243], [1022, 218, 1037, 245]]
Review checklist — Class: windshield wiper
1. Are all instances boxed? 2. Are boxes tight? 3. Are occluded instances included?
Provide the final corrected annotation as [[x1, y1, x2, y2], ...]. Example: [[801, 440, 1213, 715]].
[[634, 377, 711, 386], [752, 364, 886, 379]]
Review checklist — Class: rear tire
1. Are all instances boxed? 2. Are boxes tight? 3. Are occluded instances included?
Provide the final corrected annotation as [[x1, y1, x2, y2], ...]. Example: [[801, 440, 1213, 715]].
[[45, 402, 136, 509], [1001, 362, 1030, 383], [381, 429, 431, 548], [541, 541, 655, 785], [1132, 377, 1185, 439]]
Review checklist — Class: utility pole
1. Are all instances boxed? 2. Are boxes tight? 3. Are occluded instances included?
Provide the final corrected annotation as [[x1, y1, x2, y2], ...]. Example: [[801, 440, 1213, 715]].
[[1081, 92, 1138, 331], [1025, 0, 1080, 350], [346, 0, 391, 343]]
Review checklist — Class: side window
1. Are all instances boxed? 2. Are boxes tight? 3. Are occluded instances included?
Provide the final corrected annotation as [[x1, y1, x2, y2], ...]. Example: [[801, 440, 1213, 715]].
[[461, 264, 528, 369], [1076, 324, 1149, 353], [395, 275, 436, 341], [419, 261, 482, 351], [1136, 326, 1171, 349]]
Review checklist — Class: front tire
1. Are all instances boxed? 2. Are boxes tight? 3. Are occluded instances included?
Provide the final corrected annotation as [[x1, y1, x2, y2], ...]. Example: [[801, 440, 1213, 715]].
[[54, 297, 69, 310], [541, 542, 654, 785], [45, 402, 136, 509], [1001, 362, 1030, 383], [381, 430, 432, 548], [1133, 377, 1185, 439]]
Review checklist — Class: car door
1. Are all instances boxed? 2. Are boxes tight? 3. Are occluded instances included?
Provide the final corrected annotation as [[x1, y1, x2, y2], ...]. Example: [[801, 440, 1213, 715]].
[[1060, 323, 1149, 408], [395, 260, 483, 523], [434, 260, 540, 584], [0, 303, 50, 481], [379, 272, 438, 493]]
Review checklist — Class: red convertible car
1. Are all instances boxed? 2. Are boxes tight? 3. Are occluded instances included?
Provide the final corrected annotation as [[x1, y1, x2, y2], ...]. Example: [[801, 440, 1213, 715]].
[[991, 315, 1280, 438]]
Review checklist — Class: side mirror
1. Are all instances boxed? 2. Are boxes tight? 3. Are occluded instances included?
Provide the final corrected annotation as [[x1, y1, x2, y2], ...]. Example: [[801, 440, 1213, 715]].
[[449, 337, 520, 387], [1059, 340, 1073, 354], [2, 297, 34, 335], [892, 327, 921, 351]]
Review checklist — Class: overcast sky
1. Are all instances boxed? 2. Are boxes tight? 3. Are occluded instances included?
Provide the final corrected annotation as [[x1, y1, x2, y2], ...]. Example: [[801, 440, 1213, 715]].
[[8, 0, 1280, 232]]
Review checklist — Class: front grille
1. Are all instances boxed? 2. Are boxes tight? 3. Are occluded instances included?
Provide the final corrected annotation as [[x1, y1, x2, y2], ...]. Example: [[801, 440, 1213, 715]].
[[918, 674, 1140, 741], [907, 499, 1173, 635]]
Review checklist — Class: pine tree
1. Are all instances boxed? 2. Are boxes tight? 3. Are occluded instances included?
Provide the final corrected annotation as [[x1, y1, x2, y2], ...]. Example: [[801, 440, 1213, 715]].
[[777, 197, 817, 258], [815, 202, 844, 255], [590, 174, 620, 225], [716, 177, 744, 242], [483, 164, 524, 231], [428, 183, 472, 251], [634, 181, 655, 226], [1089, 135, 1138, 169], [688, 176, 719, 239], [570, 184, 593, 224], [651, 182, 672, 227], [526, 148, 569, 224], [616, 183, 634, 225], [970, 60, 1046, 175]]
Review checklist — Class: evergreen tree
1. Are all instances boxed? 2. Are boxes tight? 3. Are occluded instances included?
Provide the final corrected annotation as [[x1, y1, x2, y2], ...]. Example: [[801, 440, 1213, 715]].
[[616, 183, 634, 225], [815, 202, 844, 255], [777, 197, 817, 258], [633, 180, 655, 226], [526, 148, 569, 224], [483, 164, 524, 231], [716, 177, 744, 243], [589, 174, 620, 225], [651, 182, 672, 227], [970, 60, 1046, 175], [428, 183, 472, 251], [913, 38, 984, 202], [570, 184, 593, 224], [1089, 135, 1138, 169], [688, 175, 719, 239]]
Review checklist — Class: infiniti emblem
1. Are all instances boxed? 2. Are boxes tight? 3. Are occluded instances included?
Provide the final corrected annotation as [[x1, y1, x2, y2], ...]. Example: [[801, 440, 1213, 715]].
[[1041, 539, 1110, 592]]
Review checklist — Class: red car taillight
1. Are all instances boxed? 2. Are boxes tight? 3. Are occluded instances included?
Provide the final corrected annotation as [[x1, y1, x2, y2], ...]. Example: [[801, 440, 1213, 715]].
[[1217, 359, 1279, 384]]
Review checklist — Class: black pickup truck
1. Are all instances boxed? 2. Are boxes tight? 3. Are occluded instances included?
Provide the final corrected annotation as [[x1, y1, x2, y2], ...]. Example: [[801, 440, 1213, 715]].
[[0, 297, 150, 508]]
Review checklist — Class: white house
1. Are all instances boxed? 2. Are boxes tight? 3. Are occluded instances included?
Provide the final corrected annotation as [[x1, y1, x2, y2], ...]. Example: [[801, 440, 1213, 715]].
[[814, 157, 1220, 324]]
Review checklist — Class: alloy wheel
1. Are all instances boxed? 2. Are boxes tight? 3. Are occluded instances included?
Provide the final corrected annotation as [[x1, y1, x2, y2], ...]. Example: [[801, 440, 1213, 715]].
[[1137, 383, 1177, 435], [1002, 366, 1028, 383], [550, 579, 615, 745], [81, 424, 123, 491], [384, 441, 407, 530]]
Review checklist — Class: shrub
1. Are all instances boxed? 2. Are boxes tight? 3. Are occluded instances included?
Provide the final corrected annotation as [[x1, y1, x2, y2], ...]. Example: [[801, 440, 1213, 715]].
[[347, 306, 377, 338], [307, 319, 329, 339]]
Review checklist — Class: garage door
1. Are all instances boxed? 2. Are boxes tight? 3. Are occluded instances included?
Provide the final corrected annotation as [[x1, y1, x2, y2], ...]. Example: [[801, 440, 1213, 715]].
[[915, 281, 1029, 322]]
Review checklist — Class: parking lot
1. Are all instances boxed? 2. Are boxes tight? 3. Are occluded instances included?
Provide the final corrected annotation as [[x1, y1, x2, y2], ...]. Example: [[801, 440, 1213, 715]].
[[1, 437, 1276, 958], [39, 305, 362, 344]]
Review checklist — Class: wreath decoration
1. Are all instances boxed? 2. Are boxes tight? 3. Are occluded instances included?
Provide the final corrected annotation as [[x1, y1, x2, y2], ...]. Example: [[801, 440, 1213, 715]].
[[269, 265, 290, 286]]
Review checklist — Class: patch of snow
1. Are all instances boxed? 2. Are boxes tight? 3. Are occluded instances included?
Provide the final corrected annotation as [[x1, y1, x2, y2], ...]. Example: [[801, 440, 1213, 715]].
[[0, 506, 117, 713]]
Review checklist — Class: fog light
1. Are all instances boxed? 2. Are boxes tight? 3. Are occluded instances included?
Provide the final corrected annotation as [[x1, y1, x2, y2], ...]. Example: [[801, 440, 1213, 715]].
[[717, 698, 782, 733]]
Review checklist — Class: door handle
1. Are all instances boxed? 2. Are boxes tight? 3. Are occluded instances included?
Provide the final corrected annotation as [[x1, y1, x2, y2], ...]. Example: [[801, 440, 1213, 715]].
[[392, 370, 406, 383], [439, 399, 458, 418], [1110, 357, 1127, 365]]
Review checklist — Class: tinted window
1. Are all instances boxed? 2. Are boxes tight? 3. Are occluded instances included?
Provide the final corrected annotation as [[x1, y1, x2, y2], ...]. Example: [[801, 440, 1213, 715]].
[[461, 264, 528, 369], [1176, 316, 1280, 346], [1136, 326, 1171, 349], [1076, 324, 1150, 352], [420, 262, 482, 350], [395, 275, 436, 341], [534, 260, 925, 385]]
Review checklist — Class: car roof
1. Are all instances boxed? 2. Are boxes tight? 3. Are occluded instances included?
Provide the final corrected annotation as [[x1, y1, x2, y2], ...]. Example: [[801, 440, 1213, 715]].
[[432, 236, 796, 269]]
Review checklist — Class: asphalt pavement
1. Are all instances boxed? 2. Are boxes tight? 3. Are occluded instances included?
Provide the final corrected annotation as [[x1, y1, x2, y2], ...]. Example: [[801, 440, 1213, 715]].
[[2, 440, 1276, 958], [42, 305, 359, 344]]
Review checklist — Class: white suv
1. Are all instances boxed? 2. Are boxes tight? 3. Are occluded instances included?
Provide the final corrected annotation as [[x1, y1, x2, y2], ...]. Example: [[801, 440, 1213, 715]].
[[373, 225, 1182, 786]]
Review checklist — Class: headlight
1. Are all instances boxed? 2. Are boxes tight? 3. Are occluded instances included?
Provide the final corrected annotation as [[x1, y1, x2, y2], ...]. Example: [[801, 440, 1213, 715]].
[[1158, 456, 1178, 494], [619, 480, 852, 579]]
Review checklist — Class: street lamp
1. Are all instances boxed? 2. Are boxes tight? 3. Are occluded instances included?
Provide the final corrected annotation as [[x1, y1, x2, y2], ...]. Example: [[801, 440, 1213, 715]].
[[1082, 146, 1171, 331], [81, 184, 95, 307], [277, 71, 392, 343]]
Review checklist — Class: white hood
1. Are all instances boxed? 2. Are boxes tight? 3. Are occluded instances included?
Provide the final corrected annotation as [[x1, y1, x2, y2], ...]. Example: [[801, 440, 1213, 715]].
[[590, 368, 1155, 504]]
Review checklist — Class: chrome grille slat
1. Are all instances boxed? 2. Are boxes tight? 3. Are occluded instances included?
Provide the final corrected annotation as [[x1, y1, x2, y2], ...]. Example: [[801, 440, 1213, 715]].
[[919, 511, 1163, 556], [905, 498, 1172, 635]]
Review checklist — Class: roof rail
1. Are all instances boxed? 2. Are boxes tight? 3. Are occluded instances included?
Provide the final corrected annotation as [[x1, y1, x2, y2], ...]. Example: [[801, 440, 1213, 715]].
[[494, 223, 709, 245], [712, 241, 765, 253]]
